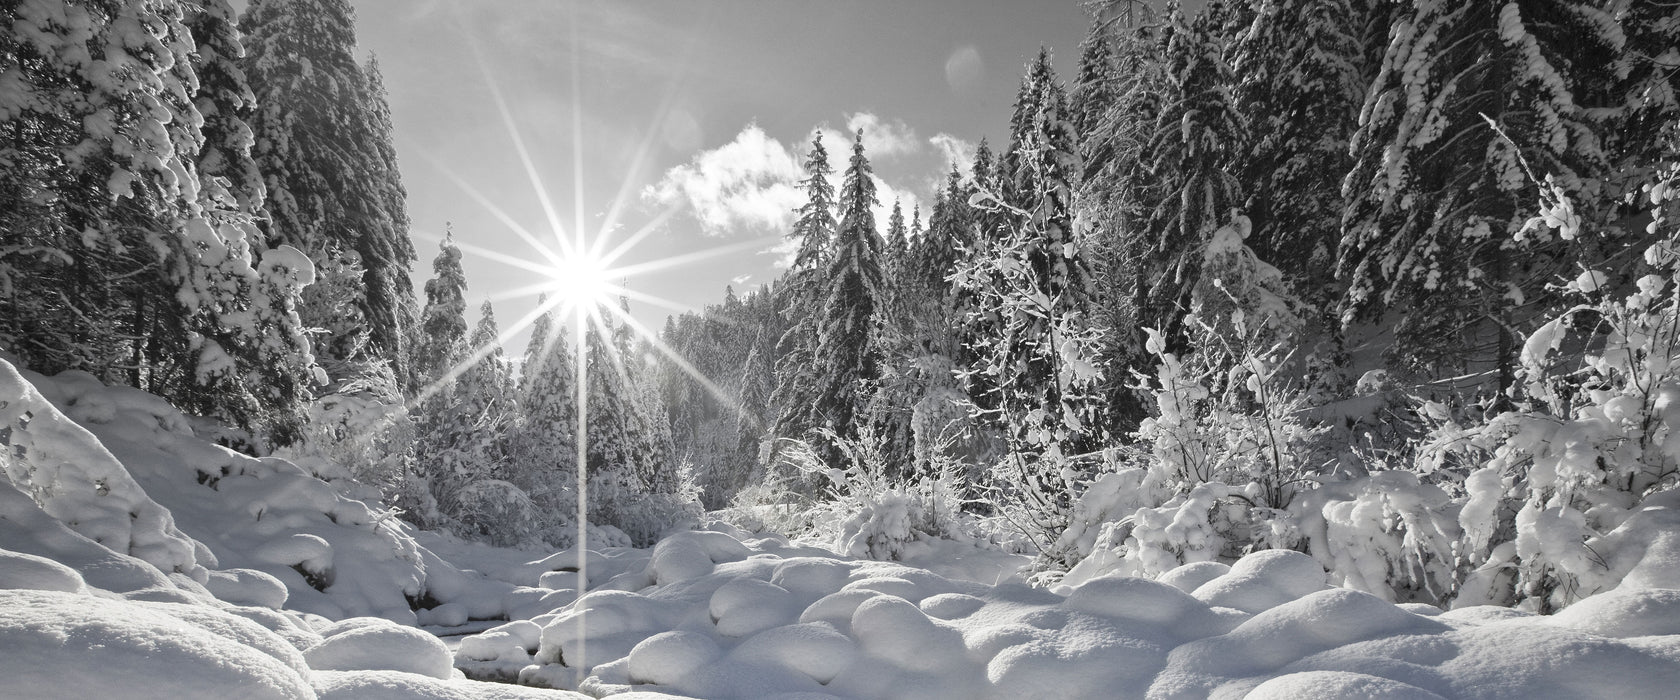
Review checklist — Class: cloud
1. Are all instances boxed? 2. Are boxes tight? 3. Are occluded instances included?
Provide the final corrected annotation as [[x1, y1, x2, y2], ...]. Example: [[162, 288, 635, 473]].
[[643, 124, 805, 237], [928, 133, 975, 175], [651, 116, 941, 262], [845, 113, 920, 160]]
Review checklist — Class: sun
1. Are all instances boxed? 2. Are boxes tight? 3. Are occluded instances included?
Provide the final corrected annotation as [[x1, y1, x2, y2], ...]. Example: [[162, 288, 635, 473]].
[[546, 247, 615, 313]]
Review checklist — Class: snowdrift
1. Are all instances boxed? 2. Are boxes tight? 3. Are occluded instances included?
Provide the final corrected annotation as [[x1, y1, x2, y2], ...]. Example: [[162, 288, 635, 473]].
[[458, 529, 1680, 699], [5, 356, 1680, 699], [0, 357, 581, 698]]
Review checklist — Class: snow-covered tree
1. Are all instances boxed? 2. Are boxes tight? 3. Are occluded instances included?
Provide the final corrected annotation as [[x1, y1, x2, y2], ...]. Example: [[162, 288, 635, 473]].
[[0, 0, 319, 446], [409, 234, 471, 528], [1227, 0, 1367, 287], [772, 133, 838, 471], [241, 0, 417, 388], [512, 296, 578, 530], [955, 50, 1107, 553], [810, 130, 887, 467], [1338, 0, 1622, 388]]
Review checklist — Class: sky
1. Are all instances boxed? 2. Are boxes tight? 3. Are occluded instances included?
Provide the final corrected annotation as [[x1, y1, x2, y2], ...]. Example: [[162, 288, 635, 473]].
[[332, 0, 1105, 350]]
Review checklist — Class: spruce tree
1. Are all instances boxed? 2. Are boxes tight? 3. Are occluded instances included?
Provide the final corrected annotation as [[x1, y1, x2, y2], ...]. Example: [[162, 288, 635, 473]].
[[1339, 0, 1623, 389], [241, 0, 417, 388], [811, 130, 887, 465], [1228, 0, 1367, 286], [410, 233, 471, 528], [771, 133, 838, 465], [513, 297, 578, 520], [0, 0, 317, 445]]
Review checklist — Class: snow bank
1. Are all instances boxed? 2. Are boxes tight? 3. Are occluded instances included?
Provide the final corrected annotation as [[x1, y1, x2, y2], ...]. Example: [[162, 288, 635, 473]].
[[462, 529, 1680, 700], [303, 618, 455, 678], [0, 590, 314, 700], [0, 359, 207, 580], [0, 359, 523, 623]]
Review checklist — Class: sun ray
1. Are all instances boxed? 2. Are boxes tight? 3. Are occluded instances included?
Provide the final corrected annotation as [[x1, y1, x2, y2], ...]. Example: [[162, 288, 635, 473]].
[[606, 234, 786, 279], [418, 150, 567, 267], [599, 204, 680, 268], [458, 9, 575, 259], [597, 299, 761, 432]]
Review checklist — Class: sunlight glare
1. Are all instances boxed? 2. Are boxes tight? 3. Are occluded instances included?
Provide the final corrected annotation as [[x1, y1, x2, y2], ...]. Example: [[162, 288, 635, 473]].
[[546, 248, 615, 312]]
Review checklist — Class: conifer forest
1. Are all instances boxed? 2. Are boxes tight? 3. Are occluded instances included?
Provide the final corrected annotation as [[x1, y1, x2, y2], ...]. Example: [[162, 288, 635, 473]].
[[5, 1, 1680, 698]]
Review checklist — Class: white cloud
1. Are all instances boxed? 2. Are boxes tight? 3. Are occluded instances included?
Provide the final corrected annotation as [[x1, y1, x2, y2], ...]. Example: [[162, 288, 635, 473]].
[[651, 116, 943, 261], [643, 124, 805, 237], [845, 112, 920, 160], [811, 112, 923, 163], [928, 133, 975, 175]]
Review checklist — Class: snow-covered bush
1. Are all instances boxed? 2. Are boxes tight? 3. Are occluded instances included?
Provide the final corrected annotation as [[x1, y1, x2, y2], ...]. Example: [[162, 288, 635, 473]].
[[1045, 216, 1327, 581], [448, 479, 541, 548], [740, 428, 981, 561], [1425, 164, 1680, 610]]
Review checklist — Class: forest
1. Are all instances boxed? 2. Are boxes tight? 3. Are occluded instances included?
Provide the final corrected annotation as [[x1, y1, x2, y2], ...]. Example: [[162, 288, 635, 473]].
[[4, 0, 1680, 697]]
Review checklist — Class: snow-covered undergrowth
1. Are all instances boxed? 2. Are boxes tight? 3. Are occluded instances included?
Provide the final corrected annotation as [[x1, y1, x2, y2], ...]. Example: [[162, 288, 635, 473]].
[[6, 354, 1680, 699]]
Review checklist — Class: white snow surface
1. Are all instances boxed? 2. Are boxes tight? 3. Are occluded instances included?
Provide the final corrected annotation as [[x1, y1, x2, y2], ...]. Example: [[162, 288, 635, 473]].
[[3, 357, 1680, 699]]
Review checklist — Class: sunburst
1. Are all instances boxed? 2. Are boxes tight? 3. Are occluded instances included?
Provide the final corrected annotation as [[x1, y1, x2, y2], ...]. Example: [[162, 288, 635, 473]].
[[401, 2, 783, 688]]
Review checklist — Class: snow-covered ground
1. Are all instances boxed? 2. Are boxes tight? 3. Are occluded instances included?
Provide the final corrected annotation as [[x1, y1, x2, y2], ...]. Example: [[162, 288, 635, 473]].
[[5, 356, 1680, 699]]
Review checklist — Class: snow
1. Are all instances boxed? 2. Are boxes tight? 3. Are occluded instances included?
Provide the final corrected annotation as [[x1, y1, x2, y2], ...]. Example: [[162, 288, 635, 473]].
[[0, 590, 314, 700], [303, 619, 456, 678], [5, 356, 1680, 700], [0, 547, 87, 593]]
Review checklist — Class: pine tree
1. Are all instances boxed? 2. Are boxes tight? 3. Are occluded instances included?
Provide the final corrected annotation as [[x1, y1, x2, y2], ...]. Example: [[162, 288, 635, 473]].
[[1138, 3, 1245, 342], [241, 0, 417, 387], [811, 130, 887, 465], [410, 233, 471, 528], [0, 0, 318, 445], [1078, 3, 1168, 436], [1228, 0, 1367, 287], [771, 133, 838, 463], [414, 231, 469, 383], [513, 297, 578, 519], [1339, 0, 1623, 390]]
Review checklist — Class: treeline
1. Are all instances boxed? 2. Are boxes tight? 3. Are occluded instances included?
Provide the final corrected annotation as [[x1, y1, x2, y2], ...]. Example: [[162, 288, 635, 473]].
[[0, 0, 692, 547], [661, 0, 1680, 609]]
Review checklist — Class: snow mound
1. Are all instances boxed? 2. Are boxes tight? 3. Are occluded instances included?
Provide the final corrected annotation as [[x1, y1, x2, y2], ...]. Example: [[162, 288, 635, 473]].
[[1245, 670, 1448, 699], [0, 546, 87, 593], [1189, 549, 1327, 613], [303, 619, 455, 678], [206, 567, 290, 609], [313, 670, 589, 699], [0, 589, 313, 700], [464, 531, 1680, 699], [0, 360, 207, 581]]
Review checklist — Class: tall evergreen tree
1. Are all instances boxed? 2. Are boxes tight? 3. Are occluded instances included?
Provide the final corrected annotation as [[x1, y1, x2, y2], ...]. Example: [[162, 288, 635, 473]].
[[1138, 3, 1245, 343], [240, 0, 417, 388], [1228, 0, 1368, 286], [771, 133, 838, 458], [1339, 0, 1624, 389], [513, 297, 578, 517], [0, 0, 317, 444], [811, 130, 887, 464], [410, 234, 471, 528]]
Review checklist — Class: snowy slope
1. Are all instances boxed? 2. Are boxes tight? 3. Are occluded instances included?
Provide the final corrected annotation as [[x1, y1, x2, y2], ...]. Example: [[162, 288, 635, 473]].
[[6, 356, 1680, 699]]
